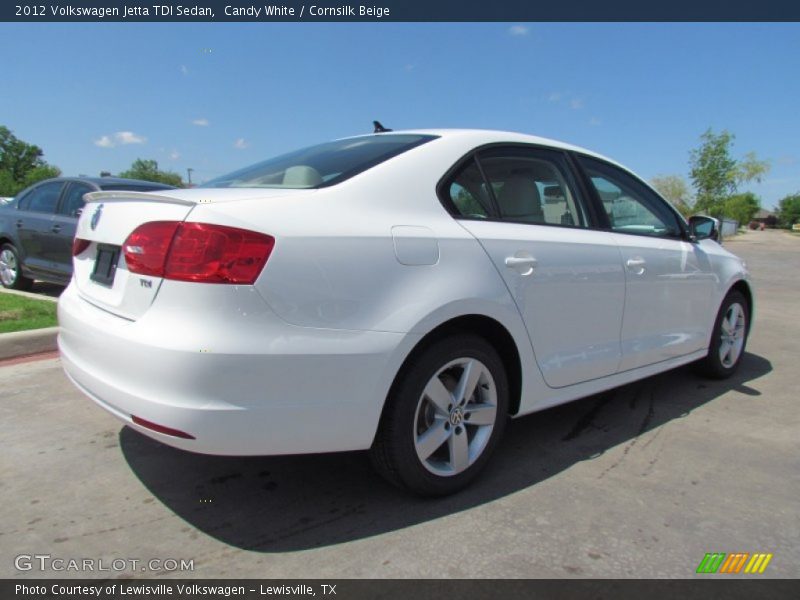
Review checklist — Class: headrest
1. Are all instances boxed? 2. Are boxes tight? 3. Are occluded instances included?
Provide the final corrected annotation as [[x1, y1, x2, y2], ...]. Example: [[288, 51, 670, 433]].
[[497, 176, 542, 218], [282, 165, 323, 187]]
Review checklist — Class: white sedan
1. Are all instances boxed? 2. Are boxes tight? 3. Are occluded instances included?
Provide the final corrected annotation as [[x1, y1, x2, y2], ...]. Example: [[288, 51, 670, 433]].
[[58, 129, 752, 495]]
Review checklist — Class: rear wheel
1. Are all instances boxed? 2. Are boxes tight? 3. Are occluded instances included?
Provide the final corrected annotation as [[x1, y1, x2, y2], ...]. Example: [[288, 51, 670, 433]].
[[0, 243, 33, 290], [696, 290, 749, 379], [370, 334, 508, 496]]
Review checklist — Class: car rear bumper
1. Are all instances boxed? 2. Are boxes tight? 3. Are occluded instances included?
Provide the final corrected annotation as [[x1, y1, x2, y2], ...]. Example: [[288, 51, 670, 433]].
[[58, 282, 411, 455]]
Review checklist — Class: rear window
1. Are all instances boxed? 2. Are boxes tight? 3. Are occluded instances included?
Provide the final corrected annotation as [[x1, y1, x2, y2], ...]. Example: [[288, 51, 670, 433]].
[[202, 134, 438, 189]]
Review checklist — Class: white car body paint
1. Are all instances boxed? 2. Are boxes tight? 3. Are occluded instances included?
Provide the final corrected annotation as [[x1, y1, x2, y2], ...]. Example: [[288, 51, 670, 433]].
[[58, 129, 752, 456]]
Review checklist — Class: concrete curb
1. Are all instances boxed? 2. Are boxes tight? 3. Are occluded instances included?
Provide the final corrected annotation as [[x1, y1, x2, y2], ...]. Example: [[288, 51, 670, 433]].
[[0, 326, 59, 361], [0, 287, 59, 360], [0, 287, 59, 302]]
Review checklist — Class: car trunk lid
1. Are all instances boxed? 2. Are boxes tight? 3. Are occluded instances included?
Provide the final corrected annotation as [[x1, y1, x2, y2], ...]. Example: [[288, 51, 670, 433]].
[[71, 189, 311, 320]]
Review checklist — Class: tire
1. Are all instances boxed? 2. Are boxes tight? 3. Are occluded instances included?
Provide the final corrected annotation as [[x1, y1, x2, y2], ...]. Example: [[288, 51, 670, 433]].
[[0, 243, 33, 291], [370, 334, 509, 496], [696, 290, 749, 379]]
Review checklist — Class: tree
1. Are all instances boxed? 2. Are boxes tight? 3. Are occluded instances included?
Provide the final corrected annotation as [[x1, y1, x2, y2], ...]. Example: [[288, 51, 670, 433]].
[[118, 159, 184, 187], [0, 126, 61, 195], [722, 192, 760, 226], [651, 174, 693, 217], [777, 193, 800, 228], [689, 129, 769, 217]]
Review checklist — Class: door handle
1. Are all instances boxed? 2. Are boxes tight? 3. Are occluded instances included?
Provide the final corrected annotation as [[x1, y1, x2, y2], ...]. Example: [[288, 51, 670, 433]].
[[505, 255, 538, 276], [505, 256, 538, 268], [626, 257, 646, 274], [15, 220, 23, 228], [51, 224, 61, 233]]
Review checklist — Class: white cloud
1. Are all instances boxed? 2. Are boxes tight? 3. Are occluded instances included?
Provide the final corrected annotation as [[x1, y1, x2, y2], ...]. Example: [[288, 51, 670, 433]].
[[570, 98, 584, 110], [508, 25, 529, 36], [181, 65, 189, 76], [404, 64, 415, 72], [589, 117, 602, 126], [94, 131, 147, 148], [192, 118, 209, 126], [115, 131, 146, 144], [169, 150, 181, 160], [234, 138, 249, 149], [548, 92, 562, 102], [94, 135, 114, 148]]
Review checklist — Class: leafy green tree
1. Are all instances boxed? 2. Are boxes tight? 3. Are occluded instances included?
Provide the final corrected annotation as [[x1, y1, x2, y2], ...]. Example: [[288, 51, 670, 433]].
[[722, 192, 760, 226], [651, 174, 693, 217], [777, 193, 800, 228], [0, 126, 61, 195], [689, 129, 769, 217], [118, 159, 184, 187]]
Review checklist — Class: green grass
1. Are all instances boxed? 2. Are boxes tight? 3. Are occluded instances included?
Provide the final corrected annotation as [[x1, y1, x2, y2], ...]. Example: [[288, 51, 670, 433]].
[[0, 293, 57, 334]]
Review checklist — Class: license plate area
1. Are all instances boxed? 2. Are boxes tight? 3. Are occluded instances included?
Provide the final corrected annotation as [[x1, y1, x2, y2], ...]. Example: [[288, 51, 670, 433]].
[[90, 244, 121, 287]]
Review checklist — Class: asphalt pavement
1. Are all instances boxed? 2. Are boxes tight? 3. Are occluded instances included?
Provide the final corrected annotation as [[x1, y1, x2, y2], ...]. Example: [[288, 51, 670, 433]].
[[1, 229, 797, 578]]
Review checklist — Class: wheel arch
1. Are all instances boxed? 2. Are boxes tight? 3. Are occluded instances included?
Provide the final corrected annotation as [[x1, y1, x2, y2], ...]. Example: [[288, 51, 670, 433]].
[[384, 314, 524, 419]]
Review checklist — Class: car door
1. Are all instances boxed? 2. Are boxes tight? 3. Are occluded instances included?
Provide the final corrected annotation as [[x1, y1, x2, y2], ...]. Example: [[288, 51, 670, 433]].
[[575, 155, 716, 371], [49, 181, 95, 278], [449, 146, 626, 388], [15, 180, 65, 277]]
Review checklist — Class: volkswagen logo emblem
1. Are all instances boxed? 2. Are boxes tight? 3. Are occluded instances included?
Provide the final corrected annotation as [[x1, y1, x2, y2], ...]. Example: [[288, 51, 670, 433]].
[[90, 204, 104, 231], [449, 406, 464, 427]]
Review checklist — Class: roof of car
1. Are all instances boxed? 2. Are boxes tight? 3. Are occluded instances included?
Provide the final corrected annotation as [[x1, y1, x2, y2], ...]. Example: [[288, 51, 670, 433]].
[[23, 176, 175, 189], [392, 129, 658, 182], [345, 128, 618, 164], [67, 176, 175, 188]]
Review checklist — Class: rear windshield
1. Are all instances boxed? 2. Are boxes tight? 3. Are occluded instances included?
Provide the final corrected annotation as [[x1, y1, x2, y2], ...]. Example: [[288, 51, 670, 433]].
[[202, 134, 438, 189]]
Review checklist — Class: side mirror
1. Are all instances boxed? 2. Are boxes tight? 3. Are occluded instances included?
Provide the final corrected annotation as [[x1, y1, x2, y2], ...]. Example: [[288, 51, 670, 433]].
[[688, 215, 719, 242]]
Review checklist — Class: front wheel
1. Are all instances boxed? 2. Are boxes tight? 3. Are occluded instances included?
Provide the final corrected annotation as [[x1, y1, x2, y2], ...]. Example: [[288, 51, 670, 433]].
[[370, 334, 509, 496], [0, 243, 33, 290], [696, 290, 749, 379]]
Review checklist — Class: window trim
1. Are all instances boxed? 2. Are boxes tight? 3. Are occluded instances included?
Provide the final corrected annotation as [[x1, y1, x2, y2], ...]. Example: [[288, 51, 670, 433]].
[[570, 152, 689, 241], [436, 142, 601, 231]]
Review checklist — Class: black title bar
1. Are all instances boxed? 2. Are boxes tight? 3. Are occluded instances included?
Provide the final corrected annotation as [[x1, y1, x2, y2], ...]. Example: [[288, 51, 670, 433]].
[[4, 579, 800, 600], [3, 0, 800, 22]]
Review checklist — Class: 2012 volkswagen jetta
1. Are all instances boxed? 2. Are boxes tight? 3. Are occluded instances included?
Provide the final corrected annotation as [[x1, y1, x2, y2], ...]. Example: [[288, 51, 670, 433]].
[[58, 129, 752, 495]]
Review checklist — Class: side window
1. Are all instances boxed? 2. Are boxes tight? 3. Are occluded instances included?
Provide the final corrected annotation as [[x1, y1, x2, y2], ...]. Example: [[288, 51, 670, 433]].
[[578, 156, 682, 238], [20, 182, 63, 214], [59, 183, 94, 217], [443, 158, 492, 219], [479, 150, 587, 228]]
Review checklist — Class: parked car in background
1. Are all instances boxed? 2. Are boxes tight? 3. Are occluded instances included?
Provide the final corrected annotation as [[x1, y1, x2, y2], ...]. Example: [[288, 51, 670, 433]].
[[58, 130, 752, 495], [0, 177, 175, 289], [0, 197, 14, 206]]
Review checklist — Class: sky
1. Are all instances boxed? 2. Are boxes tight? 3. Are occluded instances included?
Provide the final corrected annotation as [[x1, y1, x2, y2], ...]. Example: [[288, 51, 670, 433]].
[[1, 22, 798, 208]]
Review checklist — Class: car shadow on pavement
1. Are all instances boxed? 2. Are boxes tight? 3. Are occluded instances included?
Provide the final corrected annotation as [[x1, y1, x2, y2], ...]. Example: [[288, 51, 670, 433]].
[[120, 352, 771, 552]]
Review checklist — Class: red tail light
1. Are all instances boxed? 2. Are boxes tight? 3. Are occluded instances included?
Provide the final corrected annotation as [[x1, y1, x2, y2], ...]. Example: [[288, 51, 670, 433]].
[[123, 221, 180, 277], [123, 221, 274, 284], [72, 238, 91, 256]]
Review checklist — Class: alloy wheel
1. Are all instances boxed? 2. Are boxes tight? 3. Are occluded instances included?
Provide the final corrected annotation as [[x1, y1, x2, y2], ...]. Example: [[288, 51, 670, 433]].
[[413, 357, 497, 477], [0, 248, 18, 287], [719, 302, 746, 368]]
